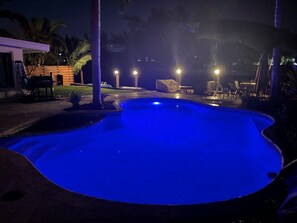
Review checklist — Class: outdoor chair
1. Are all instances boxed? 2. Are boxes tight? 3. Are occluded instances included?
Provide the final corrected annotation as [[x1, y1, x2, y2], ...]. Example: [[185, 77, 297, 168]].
[[228, 81, 242, 98], [213, 82, 230, 99]]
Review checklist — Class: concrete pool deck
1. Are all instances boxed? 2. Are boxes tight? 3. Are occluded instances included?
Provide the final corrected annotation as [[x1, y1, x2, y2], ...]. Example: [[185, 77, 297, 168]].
[[3, 90, 280, 222]]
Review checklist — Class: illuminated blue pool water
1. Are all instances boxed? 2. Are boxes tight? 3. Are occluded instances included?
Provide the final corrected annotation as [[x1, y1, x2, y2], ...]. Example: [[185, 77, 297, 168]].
[[1, 98, 282, 205]]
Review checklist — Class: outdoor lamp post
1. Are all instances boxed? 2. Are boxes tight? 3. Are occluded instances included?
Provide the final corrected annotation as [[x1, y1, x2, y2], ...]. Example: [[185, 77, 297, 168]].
[[214, 68, 221, 85], [213, 68, 221, 97], [132, 69, 139, 87], [176, 68, 182, 85], [114, 69, 120, 88], [214, 68, 220, 76]]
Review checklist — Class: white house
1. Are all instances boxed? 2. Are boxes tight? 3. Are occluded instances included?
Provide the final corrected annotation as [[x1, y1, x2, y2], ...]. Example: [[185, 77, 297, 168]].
[[0, 37, 50, 99]]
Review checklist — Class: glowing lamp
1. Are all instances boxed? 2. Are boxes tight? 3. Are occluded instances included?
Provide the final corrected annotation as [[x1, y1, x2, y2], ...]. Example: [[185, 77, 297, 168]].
[[114, 69, 120, 88], [114, 69, 119, 75], [176, 68, 182, 75], [133, 70, 138, 76], [132, 69, 139, 87], [214, 69, 220, 75]]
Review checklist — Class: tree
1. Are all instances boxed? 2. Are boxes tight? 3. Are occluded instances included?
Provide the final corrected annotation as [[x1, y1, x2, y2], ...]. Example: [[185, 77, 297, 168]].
[[0, 10, 66, 66], [185, 17, 297, 96], [64, 35, 91, 83], [111, 6, 202, 71], [90, 0, 102, 108], [270, 0, 282, 101], [90, 0, 131, 108]]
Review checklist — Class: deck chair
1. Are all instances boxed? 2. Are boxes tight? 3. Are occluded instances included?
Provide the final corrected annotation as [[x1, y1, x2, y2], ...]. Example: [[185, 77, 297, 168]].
[[213, 82, 230, 99], [228, 81, 242, 98]]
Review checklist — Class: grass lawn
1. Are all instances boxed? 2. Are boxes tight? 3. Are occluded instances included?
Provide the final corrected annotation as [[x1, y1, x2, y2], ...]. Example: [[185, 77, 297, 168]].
[[53, 85, 134, 97]]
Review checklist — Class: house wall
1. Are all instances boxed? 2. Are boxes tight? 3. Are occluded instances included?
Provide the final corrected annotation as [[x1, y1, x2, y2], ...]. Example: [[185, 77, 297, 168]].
[[0, 46, 23, 99], [0, 37, 50, 99], [0, 46, 23, 61]]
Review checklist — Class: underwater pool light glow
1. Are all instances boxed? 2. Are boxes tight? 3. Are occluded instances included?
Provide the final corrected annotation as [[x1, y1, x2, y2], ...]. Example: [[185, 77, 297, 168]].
[[152, 101, 161, 105]]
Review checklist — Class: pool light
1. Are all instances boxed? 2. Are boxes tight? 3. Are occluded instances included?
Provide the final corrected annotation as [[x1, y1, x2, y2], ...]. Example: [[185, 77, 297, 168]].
[[152, 101, 161, 105]]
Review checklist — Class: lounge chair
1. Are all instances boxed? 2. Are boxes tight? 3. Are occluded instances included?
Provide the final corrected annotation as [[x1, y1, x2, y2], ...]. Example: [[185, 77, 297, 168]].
[[213, 82, 230, 99]]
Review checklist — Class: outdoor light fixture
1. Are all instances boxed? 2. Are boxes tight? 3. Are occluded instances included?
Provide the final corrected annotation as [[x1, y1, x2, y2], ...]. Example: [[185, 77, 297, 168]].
[[175, 68, 183, 85], [214, 69, 220, 75], [133, 70, 138, 76], [176, 68, 182, 75], [214, 68, 221, 83], [132, 69, 139, 87], [114, 69, 119, 75], [213, 68, 221, 98], [114, 69, 120, 88]]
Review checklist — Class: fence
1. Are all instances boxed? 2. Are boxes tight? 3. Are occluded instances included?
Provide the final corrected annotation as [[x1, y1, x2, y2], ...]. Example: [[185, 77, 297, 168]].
[[25, 65, 74, 86]]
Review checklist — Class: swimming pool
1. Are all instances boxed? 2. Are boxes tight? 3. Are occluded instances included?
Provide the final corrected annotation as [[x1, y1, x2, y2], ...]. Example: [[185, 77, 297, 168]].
[[0, 98, 282, 205]]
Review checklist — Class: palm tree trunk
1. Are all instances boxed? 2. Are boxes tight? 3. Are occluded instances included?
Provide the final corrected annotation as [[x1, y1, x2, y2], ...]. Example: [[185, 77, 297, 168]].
[[91, 0, 102, 108], [270, 0, 282, 100], [80, 70, 84, 84]]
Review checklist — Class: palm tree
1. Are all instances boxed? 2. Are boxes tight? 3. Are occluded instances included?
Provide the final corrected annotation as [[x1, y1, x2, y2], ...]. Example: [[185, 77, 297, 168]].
[[90, 0, 131, 108], [65, 35, 91, 83], [270, 0, 282, 101], [90, 0, 102, 108], [0, 10, 65, 43], [0, 10, 65, 66]]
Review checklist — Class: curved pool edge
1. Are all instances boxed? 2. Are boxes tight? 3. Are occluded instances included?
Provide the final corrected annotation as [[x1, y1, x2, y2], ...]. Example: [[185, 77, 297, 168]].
[[1, 98, 285, 204], [0, 97, 287, 220], [0, 148, 286, 222]]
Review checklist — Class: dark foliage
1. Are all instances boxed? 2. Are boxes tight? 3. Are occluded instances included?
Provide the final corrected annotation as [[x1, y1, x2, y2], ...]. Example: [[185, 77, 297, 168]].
[[242, 63, 297, 164]]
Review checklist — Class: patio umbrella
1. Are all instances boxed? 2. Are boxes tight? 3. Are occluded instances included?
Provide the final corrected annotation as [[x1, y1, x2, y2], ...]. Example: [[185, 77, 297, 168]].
[[183, 20, 297, 53]]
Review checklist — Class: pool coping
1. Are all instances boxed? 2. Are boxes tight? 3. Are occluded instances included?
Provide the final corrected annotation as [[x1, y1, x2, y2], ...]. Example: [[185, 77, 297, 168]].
[[0, 148, 285, 222]]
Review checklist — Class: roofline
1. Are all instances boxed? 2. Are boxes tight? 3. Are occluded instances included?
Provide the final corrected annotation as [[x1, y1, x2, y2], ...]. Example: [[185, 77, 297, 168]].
[[0, 36, 50, 53]]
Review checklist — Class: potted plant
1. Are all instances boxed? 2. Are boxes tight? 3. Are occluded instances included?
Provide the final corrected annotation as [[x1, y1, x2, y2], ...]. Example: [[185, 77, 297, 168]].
[[69, 92, 81, 109]]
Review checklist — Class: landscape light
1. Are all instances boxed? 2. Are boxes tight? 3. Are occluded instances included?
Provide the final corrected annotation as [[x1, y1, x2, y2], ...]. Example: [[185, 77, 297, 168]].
[[114, 69, 119, 75], [214, 69, 220, 75], [175, 68, 183, 85], [132, 69, 139, 87], [133, 70, 138, 76], [114, 69, 120, 88]]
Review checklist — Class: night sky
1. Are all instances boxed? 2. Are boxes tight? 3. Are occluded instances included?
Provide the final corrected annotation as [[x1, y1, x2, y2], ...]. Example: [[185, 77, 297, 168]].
[[1, 0, 297, 38]]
